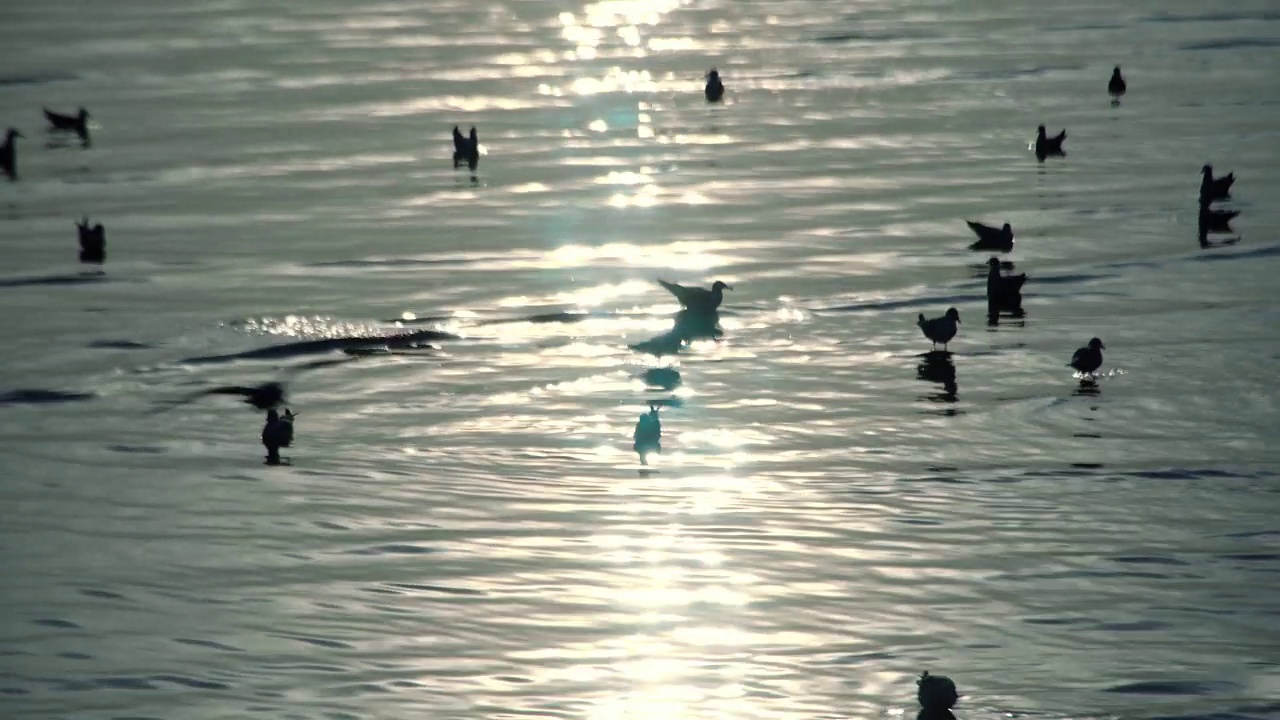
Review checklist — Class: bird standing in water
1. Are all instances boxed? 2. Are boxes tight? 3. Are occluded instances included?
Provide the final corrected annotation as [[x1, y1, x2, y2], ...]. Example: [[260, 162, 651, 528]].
[[918, 308, 961, 351], [452, 125, 479, 172], [633, 404, 662, 465], [44, 106, 91, 146], [76, 217, 106, 263], [1068, 337, 1105, 376], [656, 279, 732, 314], [704, 69, 724, 103], [1108, 66, 1126, 102], [262, 408, 296, 465]]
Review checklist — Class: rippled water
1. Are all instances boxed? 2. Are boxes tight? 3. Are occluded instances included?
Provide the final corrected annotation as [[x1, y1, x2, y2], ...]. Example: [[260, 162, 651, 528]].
[[2, 1, 1279, 718]]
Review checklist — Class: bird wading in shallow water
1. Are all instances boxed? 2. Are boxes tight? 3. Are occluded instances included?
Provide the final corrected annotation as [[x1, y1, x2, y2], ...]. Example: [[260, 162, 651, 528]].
[[986, 256, 1027, 311], [1069, 337, 1105, 376], [262, 408, 296, 465], [1108, 66, 1126, 101], [1199, 164, 1234, 204], [76, 217, 105, 264], [633, 404, 661, 464], [704, 68, 724, 102], [918, 308, 960, 351], [452, 125, 479, 172]]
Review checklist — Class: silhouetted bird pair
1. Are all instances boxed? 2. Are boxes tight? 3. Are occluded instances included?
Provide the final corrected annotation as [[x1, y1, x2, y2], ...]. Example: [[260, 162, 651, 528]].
[[76, 217, 106, 263]]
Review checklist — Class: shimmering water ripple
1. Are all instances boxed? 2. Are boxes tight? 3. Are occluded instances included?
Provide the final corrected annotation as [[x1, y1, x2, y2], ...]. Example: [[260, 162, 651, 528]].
[[1, 0, 1278, 718]]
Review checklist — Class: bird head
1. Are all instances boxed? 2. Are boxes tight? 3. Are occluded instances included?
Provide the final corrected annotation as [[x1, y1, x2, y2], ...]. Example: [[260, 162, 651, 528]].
[[707, 68, 719, 79], [945, 307, 961, 323], [266, 409, 280, 422], [79, 108, 90, 120], [1201, 164, 1212, 175], [1037, 124, 1047, 136], [1089, 337, 1105, 350], [712, 280, 733, 292], [1001, 223, 1012, 235], [987, 257, 1001, 268], [5, 128, 20, 139], [1113, 66, 1121, 74], [917, 671, 959, 711]]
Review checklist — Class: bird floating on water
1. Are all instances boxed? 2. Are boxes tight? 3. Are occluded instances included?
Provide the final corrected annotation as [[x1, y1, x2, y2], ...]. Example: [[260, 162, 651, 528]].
[[1, 128, 20, 181], [1069, 337, 1105, 376], [966, 220, 1014, 252], [452, 125, 479, 172], [44, 106, 91, 146], [1108, 66, 1126, 100], [986, 256, 1026, 310], [76, 217, 105, 263], [1035, 125, 1066, 160], [657, 279, 732, 314], [262, 408, 296, 465], [918, 308, 960, 351], [1199, 165, 1234, 203], [633, 403, 662, 464], [704, 69, 725, 103], [916, 671, 960, 720]]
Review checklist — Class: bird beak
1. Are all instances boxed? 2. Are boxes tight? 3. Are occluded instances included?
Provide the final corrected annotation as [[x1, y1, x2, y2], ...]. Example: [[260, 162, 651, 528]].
[[725, 285, 734, 291]]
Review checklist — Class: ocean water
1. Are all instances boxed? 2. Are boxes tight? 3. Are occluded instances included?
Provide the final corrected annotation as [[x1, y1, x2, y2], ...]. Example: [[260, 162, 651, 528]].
[[1, 0, 1279, 718]]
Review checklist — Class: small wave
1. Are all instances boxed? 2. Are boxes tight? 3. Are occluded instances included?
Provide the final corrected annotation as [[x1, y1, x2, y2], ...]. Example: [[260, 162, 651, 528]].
[[88, 340, 152, 350], [1145, 12, 1280, 24], [0, 274, 112, 289], [0, 389, 95, 406], [180, 329, 459, 364], [1193, 244, 1280, 263], [822, 293, 981, 314], [1181, 38, 1280, 51], [1105, 680, 1239, 696], [0, 71, 78, 87]]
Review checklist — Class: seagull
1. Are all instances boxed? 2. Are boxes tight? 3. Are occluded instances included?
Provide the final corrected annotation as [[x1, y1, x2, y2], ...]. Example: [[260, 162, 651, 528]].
[[76, 217, 105, 263], [44, 106, 91, 146], [704, 68, 725, 103], [916, 671, 960, 720], [986, 256, 1026, 309], [452, 125, 479, 172], [633, 404, 662, 464], [1108, 66, 1126, 99], [1068, 337, 1105, 375], [966, 220, 1014, 252], [1, 128, 20, 181], [657, 279, 732, 313], [1199, 165, 1234, 203], [917, 308, 960, 351], [262, 408, 296, 465], [1035, 125, 1066, 160]]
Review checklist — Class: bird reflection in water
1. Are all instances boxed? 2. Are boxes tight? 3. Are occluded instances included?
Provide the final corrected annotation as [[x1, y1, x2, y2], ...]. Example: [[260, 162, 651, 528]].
[[641, 367, 681, 391], [916, 351, 958, 407], [1073, 378, 1101, 397], [629, 308, 724, 357], [984, 257, 1027, 326], [1198, 203, 1241, 248]]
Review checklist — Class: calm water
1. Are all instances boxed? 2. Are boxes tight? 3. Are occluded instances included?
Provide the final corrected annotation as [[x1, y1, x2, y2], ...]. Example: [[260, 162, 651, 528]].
[[2, 1, 1279, 718]]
